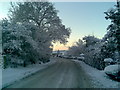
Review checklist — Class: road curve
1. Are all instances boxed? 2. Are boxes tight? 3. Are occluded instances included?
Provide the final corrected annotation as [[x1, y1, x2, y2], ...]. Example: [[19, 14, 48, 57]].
[[6, 57, 93, 88]]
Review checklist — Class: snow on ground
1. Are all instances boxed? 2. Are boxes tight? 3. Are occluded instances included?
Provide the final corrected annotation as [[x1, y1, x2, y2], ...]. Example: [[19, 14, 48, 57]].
[[2, 57, 56, 88], [73, 60, 120, 88]]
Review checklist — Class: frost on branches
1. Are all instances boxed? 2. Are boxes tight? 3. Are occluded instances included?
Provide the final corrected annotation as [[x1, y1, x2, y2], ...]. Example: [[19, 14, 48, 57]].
[[67, 35, 104, 70], [1, 2, 71, 68], [103, 1, 120, 62]]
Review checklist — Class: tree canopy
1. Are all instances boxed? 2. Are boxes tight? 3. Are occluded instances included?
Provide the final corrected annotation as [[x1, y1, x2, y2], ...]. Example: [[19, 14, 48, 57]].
[[2, 1, 71, 68]]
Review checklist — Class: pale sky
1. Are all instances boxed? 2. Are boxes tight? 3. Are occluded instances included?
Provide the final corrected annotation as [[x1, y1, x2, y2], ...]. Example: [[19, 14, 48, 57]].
[[0, 1, 116, 51], [53, 2, 116, 50]]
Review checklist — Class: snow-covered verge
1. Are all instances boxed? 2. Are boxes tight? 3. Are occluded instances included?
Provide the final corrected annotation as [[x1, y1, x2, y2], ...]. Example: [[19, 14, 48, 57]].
[[73, 60, 120, 88], [1, 57, 56, 89]]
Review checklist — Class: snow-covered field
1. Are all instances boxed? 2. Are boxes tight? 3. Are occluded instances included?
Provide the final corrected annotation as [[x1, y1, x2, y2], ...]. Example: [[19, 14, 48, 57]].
[[73, 60, 120, 88], [2, 58, 56, 89]]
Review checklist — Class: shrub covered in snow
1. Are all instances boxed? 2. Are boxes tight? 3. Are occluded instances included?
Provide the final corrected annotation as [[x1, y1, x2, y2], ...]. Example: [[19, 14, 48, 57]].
[[104, 58, 113, 63], [104, 64, 120, 81]]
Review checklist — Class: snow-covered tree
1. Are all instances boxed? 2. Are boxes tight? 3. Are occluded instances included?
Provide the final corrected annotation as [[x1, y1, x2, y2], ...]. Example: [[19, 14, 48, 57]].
[[2, 1, 71, 67], [83, 35, 100, 47], [67, 39, 85, 56], [82, 35, 104, 69], [2, 19, 36, 67], [9, 2, 70, 44], [68, 35, 104, 69], [103, 0, 120, 62]]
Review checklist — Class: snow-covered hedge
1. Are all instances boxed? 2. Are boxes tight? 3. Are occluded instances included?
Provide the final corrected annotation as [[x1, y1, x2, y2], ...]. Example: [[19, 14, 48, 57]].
[[104, 64, 120, 81], [104, 58, 113, 63]]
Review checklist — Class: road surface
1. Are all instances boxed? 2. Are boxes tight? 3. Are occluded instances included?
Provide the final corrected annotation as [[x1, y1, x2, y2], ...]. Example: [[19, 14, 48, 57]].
[[6, 57, 93, 88]]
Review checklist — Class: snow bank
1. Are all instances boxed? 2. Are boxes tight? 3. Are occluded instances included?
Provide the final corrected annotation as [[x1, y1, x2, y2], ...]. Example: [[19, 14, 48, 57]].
[[104, 64, 120, 75], [73, 60, 119, 88], [104, 58, 113, 62], [2, 58, 56, 88]]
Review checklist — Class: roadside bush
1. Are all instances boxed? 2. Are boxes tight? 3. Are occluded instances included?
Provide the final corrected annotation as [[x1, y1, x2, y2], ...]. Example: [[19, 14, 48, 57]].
[[104, 64, 120, 81]]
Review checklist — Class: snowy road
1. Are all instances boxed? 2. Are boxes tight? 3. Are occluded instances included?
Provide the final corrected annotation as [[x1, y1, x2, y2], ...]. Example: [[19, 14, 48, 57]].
[[6, 58, 93, 88]]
